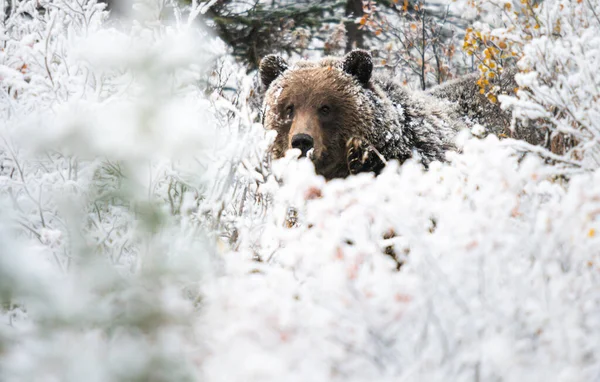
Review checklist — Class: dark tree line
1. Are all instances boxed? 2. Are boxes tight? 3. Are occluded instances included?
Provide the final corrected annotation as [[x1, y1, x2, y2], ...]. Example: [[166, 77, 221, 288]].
[[192, 0, 368, 69], [2, 0, 466, 77]]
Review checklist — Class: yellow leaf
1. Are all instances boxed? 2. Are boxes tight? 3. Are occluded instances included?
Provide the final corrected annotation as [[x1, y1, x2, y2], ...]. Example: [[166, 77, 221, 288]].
[[589, 228, 596, 237]]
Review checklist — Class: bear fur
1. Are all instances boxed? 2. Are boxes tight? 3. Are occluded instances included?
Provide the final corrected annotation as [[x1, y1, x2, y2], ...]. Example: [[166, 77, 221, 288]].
[[427, 72, 512, 136], [427, 71, 545, 146], [259, 50, 465, 179]]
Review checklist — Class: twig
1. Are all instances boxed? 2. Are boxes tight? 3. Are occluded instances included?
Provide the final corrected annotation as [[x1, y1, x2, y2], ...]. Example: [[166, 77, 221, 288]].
[[44, 13, 57, 88], [587, 0, 600, 27], [501, 139, 585, 168]]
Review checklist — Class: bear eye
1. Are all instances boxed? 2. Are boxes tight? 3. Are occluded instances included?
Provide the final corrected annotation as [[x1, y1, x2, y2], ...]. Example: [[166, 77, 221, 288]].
[[319, 105, 331, 116], [284, 104, 294, 119]]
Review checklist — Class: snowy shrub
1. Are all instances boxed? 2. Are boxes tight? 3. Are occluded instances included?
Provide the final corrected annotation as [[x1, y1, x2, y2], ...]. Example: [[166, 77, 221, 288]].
[[202, 135, 600, 381], [0, 0, 266, 379], [461, 0, 600, 168], [507, 0, 600, 168], [1, 1, 600, 382]]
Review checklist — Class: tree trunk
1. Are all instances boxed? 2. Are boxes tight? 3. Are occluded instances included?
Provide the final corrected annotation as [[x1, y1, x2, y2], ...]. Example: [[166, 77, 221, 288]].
[[345, 0, 365, 52]]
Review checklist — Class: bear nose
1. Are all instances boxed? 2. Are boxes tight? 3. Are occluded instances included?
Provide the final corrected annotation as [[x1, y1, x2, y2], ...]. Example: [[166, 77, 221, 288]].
[[291, 134, 314, 157]]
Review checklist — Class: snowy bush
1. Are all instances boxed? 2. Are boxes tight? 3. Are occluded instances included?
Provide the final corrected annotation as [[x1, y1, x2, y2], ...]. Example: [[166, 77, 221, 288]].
[[0, 0, 265, 379], [1, 1, 600, 381], [461, 0, 600, 167]]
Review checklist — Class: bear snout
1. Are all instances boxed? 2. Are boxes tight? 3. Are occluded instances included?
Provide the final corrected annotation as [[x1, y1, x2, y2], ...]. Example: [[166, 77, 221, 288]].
[[291, 134, 314, 158]]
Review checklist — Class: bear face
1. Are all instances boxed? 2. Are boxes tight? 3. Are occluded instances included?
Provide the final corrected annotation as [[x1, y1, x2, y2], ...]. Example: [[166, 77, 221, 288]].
[[261, 51, 375, 179]]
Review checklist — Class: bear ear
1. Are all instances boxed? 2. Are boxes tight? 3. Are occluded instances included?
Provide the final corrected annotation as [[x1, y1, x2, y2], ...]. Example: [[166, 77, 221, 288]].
[[342, 50, 373, 86], [260, 55, 289, 88]]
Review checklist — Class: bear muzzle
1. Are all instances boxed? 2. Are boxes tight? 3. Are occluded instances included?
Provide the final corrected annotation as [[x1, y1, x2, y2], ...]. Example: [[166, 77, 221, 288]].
[[288, 112, 324, 160], [291, 134, 314, 158]]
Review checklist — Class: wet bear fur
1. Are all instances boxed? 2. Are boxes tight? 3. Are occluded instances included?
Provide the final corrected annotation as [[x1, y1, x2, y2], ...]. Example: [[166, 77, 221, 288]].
[[260, 50, 464, 179]]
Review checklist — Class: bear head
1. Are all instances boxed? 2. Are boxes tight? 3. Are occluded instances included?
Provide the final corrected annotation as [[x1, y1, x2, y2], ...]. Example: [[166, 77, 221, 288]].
[[260, 50, 375, 179]]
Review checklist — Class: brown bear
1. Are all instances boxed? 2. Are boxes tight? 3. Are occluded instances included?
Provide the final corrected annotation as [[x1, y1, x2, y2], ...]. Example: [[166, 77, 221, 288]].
[[259, 50, 464, 179]]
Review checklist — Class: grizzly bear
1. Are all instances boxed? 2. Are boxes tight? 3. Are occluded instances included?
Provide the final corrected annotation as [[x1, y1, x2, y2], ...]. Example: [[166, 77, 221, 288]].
[[259, 50, 464, 179]]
